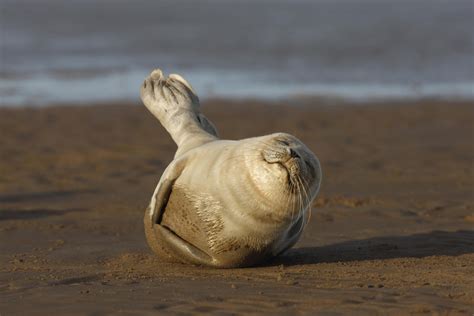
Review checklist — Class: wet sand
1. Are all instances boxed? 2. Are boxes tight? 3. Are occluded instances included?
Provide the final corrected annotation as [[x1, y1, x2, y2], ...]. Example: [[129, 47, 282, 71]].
[[0, 100, 473, 315]]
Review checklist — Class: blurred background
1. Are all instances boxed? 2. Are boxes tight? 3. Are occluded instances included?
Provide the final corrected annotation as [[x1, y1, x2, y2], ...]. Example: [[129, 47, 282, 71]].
[[1, 0, 473, 106]]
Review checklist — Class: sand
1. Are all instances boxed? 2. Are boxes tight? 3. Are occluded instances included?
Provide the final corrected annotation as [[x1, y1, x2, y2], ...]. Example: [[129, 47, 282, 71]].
[[0, 100, 473, 315]]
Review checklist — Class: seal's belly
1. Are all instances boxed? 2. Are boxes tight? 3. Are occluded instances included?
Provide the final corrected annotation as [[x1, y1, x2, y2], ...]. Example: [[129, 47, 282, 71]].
[[160, 184, 278, 266]]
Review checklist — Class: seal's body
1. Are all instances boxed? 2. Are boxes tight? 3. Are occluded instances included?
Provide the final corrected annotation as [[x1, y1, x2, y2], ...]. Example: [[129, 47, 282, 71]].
[[141, 69, 321, 268]]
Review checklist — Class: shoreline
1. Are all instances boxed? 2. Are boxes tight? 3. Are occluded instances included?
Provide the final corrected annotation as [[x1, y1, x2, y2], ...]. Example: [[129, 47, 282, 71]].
[[0, 95, 474, 111]]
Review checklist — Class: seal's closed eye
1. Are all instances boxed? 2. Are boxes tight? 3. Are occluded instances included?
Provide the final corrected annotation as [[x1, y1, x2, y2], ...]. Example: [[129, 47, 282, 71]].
[[277, 139, 290, 146]]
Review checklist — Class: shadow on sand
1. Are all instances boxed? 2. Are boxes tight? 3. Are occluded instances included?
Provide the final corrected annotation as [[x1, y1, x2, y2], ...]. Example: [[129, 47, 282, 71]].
[[275, 230, 474, 265], [0, 190, 97, 204], [0, 208, 85, 221]]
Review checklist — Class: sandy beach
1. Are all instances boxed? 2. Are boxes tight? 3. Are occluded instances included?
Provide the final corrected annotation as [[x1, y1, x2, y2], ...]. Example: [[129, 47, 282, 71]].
[[0, 100, 473, 315]]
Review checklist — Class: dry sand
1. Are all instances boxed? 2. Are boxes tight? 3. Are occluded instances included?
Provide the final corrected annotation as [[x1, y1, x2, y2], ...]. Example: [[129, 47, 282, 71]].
[[0, 100, 473, 315]]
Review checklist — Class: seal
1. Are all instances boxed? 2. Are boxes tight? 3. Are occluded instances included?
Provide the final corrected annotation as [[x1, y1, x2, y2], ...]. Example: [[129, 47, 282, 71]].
[[141, 69, 322, 268]]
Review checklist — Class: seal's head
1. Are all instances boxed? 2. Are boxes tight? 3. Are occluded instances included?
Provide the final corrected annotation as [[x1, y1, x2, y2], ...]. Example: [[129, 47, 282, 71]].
[[239, 132, 322, 222]]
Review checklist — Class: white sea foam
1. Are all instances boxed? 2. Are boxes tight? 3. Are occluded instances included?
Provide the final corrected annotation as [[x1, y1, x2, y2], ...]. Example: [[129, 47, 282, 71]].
[[1, 69, 473, 106]]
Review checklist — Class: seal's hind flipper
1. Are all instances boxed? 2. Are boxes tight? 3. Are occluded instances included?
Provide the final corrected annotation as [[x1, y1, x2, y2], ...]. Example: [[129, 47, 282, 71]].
[[140, 69, 218, 156]]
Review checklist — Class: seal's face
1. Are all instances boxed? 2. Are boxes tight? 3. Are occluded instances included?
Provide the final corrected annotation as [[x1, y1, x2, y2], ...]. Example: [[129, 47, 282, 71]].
[[244, 133, 321, 221]]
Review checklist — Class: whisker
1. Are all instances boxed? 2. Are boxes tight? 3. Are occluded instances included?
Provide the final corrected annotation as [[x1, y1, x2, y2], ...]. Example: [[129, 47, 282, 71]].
[[297, 176, 311, 230]]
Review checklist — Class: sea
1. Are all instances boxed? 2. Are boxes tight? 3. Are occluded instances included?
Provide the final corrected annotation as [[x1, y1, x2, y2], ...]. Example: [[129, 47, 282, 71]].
[[1, 0, 473, 106]]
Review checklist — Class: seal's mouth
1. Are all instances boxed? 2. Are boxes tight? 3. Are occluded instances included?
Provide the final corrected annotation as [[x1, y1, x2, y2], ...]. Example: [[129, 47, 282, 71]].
[[271, 158, 299, 186], [263, 145, 308, 185]]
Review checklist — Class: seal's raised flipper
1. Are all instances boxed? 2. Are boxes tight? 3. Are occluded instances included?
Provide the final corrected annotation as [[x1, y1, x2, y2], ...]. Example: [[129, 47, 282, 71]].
[[140, 69, 218, 157]]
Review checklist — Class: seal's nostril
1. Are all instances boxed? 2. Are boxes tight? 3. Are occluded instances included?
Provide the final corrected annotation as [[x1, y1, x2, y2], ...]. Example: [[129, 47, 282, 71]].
[[290, 148, 299, 158]]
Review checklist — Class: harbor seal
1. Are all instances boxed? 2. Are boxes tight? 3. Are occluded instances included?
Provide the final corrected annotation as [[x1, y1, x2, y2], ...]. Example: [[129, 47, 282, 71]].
[[141, 69, 322, 268]]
